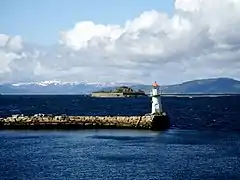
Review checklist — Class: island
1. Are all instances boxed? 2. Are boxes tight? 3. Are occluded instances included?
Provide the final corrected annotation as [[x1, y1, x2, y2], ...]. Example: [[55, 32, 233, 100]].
[[91, 86, 147, 97]]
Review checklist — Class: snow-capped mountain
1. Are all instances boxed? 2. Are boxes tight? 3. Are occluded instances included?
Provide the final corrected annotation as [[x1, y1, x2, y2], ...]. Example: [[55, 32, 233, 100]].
[[0, 80, 140, 94], [12, 81, 79, 87], [0, 78, 239, 94], [11, 80, 138, 87]]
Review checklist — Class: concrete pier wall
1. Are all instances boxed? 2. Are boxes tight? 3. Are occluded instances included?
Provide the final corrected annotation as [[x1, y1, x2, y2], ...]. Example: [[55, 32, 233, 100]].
[[0, 114, 170, 130]]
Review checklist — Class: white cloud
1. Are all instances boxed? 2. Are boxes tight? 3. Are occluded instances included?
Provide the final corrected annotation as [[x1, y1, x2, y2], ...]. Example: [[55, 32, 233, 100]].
[[0, 34, 9, 47], [0, 34, 23, 51], [59, 21, 123, 50], [1, 0, 240, 84]]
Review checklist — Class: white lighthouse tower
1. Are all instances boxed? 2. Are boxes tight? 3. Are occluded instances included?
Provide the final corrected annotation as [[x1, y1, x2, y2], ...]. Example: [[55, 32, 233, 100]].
[[151, 81, 163, 115]]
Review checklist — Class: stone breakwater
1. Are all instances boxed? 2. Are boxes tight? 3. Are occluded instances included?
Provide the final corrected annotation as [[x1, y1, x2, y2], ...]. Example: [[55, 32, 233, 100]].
[[0, 114, 170, 131]]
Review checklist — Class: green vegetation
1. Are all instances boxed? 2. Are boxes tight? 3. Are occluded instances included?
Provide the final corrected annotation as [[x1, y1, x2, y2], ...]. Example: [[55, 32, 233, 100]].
[[94, 86, 137, 93], [113, 86, 134, 93]]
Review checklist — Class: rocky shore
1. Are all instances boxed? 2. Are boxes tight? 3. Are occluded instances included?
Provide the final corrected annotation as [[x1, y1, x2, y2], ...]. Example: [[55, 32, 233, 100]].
[[0, 114, 170, 131]]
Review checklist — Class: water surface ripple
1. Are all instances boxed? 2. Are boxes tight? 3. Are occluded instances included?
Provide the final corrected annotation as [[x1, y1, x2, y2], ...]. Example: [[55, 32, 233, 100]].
[[0, 95, 240, 179]]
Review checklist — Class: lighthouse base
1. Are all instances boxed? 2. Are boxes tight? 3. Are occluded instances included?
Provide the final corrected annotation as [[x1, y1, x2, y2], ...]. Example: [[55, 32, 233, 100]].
[[150, 113, 170, 131]]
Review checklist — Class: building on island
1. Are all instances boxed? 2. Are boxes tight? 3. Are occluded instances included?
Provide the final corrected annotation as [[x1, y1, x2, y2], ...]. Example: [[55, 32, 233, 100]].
[[91, 86, 147, 97]]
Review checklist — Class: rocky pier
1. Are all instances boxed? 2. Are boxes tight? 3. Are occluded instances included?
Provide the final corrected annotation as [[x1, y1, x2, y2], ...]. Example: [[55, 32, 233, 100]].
[[0, 113, 170, 131]]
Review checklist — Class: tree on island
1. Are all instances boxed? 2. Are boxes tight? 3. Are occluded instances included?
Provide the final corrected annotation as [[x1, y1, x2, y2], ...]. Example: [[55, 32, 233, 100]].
[[93, 86, 143, 93]]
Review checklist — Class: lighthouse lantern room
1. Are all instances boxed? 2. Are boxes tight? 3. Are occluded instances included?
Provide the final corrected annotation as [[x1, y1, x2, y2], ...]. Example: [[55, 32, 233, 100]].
[[151, 81, 163, 115]]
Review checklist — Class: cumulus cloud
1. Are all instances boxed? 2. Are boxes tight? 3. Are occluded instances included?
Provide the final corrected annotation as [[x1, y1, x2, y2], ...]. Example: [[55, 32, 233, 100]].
[[1, 0, 240, 84]]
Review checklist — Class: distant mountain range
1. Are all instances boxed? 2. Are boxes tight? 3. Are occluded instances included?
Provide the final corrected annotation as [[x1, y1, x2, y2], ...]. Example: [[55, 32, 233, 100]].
[[0, 81, 138, 95], [0, 78, 240, 95]]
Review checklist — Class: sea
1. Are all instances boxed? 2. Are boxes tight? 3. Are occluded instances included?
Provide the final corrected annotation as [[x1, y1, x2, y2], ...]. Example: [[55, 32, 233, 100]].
[[0, 95, 240, 180]]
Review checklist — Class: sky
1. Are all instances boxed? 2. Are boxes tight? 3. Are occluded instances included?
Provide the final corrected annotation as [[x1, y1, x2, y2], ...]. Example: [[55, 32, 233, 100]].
[[0, 0, 240, 85], [1, 0, 174, 45]]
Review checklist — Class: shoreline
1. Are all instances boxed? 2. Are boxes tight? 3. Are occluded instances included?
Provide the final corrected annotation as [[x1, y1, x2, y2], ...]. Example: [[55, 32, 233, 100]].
[[0, 94, 239, 97]]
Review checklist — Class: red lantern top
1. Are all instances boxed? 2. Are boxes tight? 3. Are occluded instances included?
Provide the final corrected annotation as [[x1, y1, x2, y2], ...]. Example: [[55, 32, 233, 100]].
[[152, 81, 159, 87]]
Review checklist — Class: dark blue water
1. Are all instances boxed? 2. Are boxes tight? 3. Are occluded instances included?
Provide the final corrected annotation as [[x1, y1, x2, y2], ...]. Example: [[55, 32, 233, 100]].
[[0, 95, 239, 130], [0, 95, 240, 179]]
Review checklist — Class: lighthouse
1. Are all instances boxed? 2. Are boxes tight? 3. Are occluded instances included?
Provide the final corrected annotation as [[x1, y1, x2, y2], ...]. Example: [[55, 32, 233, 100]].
[[151, 81, 163, 115]]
